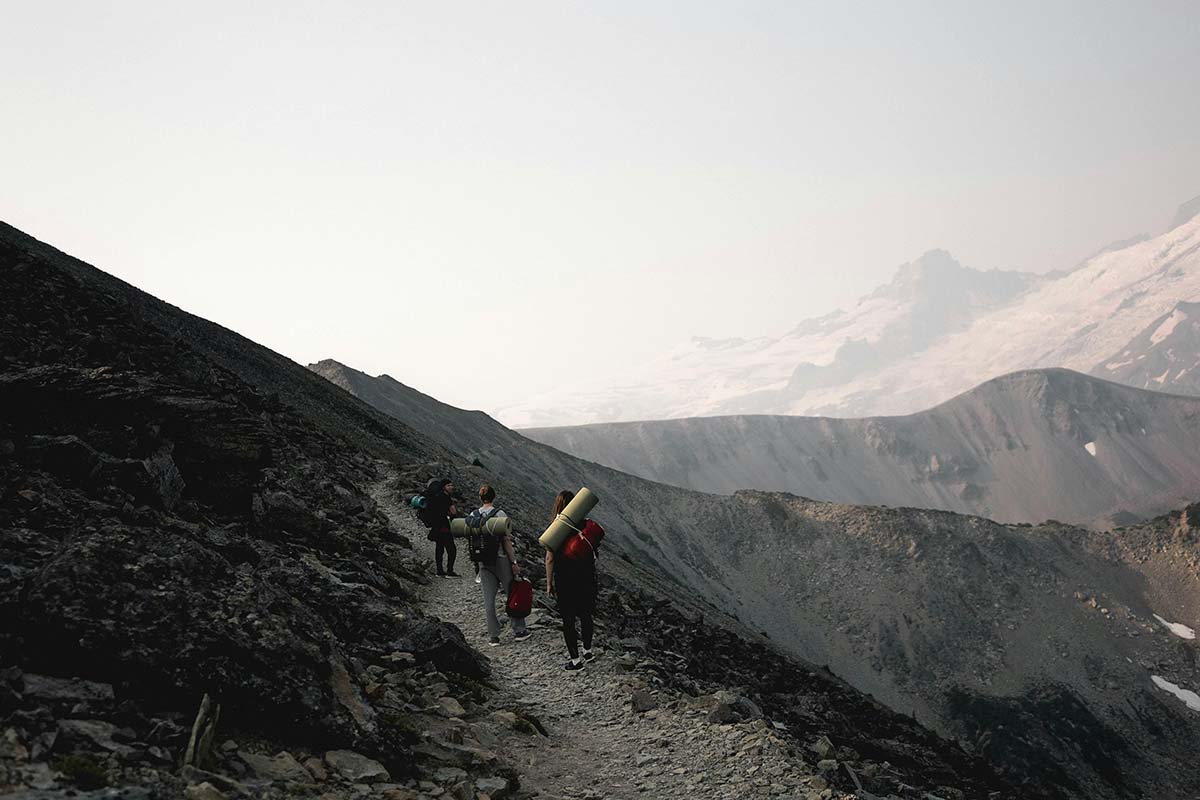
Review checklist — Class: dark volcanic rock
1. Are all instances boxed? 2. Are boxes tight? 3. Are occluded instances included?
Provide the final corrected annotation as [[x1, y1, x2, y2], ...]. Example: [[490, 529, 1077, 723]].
[[0, 224, 484, 789]]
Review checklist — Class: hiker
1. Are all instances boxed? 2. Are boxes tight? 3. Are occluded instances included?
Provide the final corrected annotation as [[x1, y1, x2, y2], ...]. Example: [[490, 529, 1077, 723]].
[[545, 490, 598, 671], [467, 484, 529, 646], [422, 478, 460, 577]]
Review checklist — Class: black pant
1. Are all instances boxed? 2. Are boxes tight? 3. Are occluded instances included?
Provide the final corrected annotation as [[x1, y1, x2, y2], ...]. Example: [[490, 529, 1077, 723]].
[[435, 530, 456, 574], [556, 560, 596, 659], [560, 602, 594, 660]]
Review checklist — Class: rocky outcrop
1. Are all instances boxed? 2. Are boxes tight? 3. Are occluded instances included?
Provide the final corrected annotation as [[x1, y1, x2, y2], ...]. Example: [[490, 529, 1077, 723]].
[[0, 227, 494, 797]]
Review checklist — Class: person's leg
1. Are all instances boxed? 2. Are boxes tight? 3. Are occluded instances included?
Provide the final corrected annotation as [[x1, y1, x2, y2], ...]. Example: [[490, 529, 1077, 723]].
[[434, 536, 446, 575], [480, 568, 502, 640], [445, 535, 458, 574], [580, 610, 594, 652], [560, 603, 580, 660]]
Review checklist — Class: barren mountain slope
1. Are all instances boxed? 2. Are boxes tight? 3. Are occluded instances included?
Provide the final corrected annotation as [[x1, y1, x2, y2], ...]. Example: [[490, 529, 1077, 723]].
[[1, 223, 1024, 799], [498, 250, 1039, 427], [685, 496, 1200, 800], [498, 204, 1200, 427], [523, 369, 1200, 526], [322, 360, 1200, 800]]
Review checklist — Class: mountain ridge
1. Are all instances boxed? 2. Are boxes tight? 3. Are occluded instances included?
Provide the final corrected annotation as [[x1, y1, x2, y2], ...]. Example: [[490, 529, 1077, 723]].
[[522, 367, 1200, 527]]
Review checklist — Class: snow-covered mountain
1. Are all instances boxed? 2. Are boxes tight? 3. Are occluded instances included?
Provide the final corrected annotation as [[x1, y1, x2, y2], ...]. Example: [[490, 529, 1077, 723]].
[[498, 250, 1041, 426], [1093, 301, 1200, 396], [498, 201, 1200, 427]]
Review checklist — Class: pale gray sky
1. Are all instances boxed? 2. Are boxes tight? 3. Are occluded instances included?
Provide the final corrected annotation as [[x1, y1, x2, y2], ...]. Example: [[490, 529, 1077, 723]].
[[3, 1, 1198, 411]]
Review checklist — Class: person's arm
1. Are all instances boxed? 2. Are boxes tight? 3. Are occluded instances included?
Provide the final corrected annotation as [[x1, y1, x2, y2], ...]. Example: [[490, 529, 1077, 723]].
[[544, 549, 555, 596], [504, 534, 520, 574]]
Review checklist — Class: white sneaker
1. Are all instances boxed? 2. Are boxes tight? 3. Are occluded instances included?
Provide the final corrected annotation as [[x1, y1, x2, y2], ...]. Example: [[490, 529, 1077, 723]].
[[474, 574, 481, 584]]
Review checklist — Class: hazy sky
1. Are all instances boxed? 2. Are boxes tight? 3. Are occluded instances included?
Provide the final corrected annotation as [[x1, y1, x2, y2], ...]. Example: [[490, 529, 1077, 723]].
[[4, 2, 1198, 411]]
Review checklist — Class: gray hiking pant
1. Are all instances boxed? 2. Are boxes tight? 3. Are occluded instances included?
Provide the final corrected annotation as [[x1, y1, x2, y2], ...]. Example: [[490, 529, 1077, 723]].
[[481, 555, 527, 639]]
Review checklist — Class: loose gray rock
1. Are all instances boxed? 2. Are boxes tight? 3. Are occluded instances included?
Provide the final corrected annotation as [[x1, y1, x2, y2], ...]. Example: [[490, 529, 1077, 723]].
[[631, 689, 658, 713], [324, 749, 391, 783], [239, 751, 311, 782], [475, 776, 509, 798], [23, 674, 115, 704], [438, 696, 467, 718], [184, 782, 229, 800]]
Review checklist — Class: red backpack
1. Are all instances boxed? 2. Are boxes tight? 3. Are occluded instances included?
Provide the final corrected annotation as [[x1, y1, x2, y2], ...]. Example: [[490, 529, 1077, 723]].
[[506, 578, 533, 619], [560, 519, 604, 562]]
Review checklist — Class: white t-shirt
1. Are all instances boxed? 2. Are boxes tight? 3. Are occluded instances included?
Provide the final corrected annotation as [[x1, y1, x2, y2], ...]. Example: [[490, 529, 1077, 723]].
[[475, 505, 512, 563], [475, 505, 507, 519]]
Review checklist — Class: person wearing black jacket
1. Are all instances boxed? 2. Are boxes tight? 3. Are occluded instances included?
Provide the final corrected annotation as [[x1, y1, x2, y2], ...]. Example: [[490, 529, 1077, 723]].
[[424, 478, 460, 577]]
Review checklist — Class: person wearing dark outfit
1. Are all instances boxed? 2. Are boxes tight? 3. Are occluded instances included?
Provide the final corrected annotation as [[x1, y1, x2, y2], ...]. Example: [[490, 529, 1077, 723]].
[[544, 490, 597, 672], [425, 478, 460, 577]]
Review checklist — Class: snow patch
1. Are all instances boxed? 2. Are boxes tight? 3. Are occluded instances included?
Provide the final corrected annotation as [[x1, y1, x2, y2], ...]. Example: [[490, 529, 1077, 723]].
[[1154, 369, 1170, 384], [1084, 441, 1097, 456], [1153, 614, 1197, 640], [1150, 309, 1187, 345], [1104, 359, 1134, 370], [1151, 676, 1200, 712]]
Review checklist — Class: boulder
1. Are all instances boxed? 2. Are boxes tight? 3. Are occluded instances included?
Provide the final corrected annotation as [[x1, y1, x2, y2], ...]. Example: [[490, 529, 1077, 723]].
[[1, 727, 29, 762], [475, 776, 509, 798], [488, 711, 519, 728], [185, 782, 229, 800], [22, 674, 115, 705], [438, 696, 466, 718], [239, 751, 311, 782], [56, 719, 133, 756], [256, 490, 323, 536], [23, 435, 100, 482], [810, 736, 834, 758], [631, 689, 658, 713], [97, 447, 186, 510], [706, 702, 736, 724], [324, 749, 391, 783], [303, 756, 328, 782]]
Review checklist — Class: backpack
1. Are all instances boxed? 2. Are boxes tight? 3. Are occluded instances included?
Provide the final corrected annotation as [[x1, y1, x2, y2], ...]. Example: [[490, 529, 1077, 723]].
[[506, 578, 533, 619], [411, 491, 445, 533], [560, 518, 604, 562], [465, 507, 502, 565]]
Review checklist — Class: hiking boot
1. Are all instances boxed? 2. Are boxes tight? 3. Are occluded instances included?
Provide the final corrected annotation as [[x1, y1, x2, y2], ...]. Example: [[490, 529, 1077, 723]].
[[564, 659, 585, 672], [513, 630, 531, 642], [446, 571, 461, 577], [488, 636, 500, 647], [582, 648, 596, 662]]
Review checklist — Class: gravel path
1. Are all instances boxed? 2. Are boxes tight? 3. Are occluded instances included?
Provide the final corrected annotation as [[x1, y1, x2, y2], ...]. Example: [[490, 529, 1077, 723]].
[[374, 479, 831, 800]]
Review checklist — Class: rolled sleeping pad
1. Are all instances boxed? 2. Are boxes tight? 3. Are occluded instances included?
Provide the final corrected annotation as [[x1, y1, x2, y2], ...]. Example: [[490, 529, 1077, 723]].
[[538, 487, 599, 551], [449, 516, 512, 537]]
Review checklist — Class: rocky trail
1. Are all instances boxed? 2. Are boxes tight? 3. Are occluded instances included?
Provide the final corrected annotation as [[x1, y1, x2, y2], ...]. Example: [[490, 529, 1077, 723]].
[[373, 478, 844, 800]]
